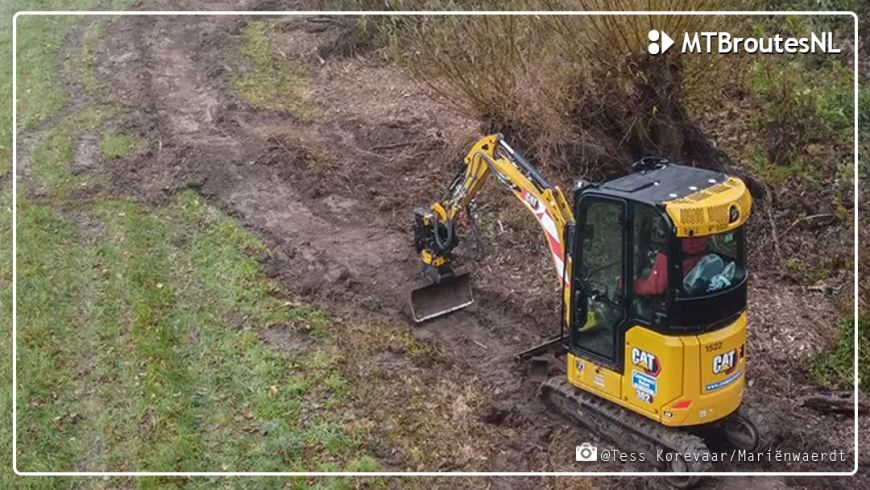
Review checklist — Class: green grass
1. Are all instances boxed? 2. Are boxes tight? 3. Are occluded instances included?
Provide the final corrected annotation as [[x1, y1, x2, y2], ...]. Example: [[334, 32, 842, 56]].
[[783, 256, 835, 285], [99, 132, 144, 158], [3, 6, 380, 483], [65, 17, 107, 95], [1, 2, 95, 176], [858, 85, 870, 134], [745, 146, 823, 186], [746, 57, 853, 167], [230, 20, 314, 119], [2, 4, 99, 486], [859, 85, 870, 178], [15, 8, 99, 133], [16, 190, 376, 473], [810, 316, 869, 392], [29, 105, 115, 197]]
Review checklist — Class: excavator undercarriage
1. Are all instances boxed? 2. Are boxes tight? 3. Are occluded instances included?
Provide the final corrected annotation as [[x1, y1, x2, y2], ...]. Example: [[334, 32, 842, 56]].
[[542, 376, 711, 486]]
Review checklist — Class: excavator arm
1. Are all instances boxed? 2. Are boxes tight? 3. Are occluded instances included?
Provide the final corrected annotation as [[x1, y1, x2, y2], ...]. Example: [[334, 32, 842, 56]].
[[411, 134, 575, 322]]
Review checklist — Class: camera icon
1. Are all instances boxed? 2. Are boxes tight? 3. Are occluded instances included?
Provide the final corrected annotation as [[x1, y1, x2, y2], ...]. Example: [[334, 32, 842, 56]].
[[575, 442, 598, 462]]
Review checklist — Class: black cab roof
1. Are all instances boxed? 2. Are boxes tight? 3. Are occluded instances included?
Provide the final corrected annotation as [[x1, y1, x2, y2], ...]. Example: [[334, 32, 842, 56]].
[[599, 164, 729, 206]]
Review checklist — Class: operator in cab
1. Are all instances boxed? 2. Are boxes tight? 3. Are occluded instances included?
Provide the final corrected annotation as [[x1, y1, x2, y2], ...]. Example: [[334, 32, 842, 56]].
[[634, 232, 742, 297]]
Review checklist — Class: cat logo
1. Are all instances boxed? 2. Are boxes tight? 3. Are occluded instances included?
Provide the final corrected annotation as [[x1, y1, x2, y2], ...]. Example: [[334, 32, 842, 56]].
[[630, 347, 661, 377], [713, 349, 737, 375], [523, 192, 540, 210]]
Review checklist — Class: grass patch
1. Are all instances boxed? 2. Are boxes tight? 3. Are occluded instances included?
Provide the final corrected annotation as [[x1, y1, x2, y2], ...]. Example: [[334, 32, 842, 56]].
[[745, 146, 822, 186], [6, 3, 381, 483], [229, 20, 314, 119], [65, 17, 107, 95], [746, 58, 852, 168], [783, 256, 835, 285], [29, 105, 115, 197], [16, 190, 375, 472], [7, 3, 130, 174], [810, 316, 869, 392], [2, 2, 96, 177], [99, 132, 144, 158], [15, 7, 99, 132], [859, 85, 870, 178], [2, 4, 98, 486]]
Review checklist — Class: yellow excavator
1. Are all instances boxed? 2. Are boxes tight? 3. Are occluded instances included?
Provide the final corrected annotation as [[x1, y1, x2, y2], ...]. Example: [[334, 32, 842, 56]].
[[412, 134, 763, 485]]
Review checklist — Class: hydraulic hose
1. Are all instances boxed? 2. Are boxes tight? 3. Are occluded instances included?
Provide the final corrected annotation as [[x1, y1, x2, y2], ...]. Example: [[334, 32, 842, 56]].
[[432, 214, 454, 253]]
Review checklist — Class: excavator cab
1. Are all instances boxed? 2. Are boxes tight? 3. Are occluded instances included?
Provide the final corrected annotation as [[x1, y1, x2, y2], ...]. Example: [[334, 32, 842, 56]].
[[554, 165, 757, 483], [567, 163, 750, 367]]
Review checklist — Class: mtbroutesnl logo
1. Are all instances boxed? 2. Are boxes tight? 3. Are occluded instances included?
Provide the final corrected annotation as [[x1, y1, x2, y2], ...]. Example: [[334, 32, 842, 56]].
[[648, 29, 841, 55], [647, 29, 675, 54]]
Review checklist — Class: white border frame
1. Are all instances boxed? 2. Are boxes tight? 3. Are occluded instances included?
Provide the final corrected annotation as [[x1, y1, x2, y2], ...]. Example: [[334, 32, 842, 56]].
[[11, 9, 860, 478]]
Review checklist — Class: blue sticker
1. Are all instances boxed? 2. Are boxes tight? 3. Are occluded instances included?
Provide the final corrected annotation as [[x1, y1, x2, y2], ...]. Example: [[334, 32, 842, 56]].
[[705, 369, 744, 392], [632, 370, 657, 395]]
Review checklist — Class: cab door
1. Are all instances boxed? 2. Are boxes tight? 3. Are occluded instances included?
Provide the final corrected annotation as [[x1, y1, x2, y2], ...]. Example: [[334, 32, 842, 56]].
[[568, 195, 628, 396]]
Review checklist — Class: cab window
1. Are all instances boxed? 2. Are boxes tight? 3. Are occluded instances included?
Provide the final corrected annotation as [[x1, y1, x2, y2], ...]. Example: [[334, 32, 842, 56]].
[[572, 197, 626, 363], [631, 204, 668, 325], [679, 228, 746, 297]]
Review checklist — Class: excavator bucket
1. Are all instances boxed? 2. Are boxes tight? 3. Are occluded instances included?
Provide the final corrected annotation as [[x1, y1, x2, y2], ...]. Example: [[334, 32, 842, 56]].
[[410, 271, 474, 323]]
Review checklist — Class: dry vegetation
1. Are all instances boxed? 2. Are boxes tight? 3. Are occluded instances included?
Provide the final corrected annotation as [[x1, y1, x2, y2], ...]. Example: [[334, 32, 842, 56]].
[[362, 0, 757, 182]]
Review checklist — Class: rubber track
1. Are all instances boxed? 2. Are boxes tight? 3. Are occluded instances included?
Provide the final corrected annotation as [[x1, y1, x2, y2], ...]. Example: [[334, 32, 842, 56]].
[[540, 376, 712, 473]]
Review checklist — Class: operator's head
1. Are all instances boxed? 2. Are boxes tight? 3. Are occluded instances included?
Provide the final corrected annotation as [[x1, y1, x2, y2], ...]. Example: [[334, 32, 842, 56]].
[[682, 236, 707, 255]]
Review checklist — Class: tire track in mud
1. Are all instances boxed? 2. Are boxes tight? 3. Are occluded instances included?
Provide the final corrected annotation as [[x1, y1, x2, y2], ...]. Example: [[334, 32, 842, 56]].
[[12, 14, 104, 194]]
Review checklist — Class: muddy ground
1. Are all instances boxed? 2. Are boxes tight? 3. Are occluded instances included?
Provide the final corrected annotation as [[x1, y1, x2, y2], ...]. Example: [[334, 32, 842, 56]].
[[26, 0, 864, 487]]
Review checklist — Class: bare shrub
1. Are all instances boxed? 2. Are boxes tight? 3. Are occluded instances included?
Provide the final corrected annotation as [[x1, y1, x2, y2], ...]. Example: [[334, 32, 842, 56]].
[[371, 0, 758, 180]]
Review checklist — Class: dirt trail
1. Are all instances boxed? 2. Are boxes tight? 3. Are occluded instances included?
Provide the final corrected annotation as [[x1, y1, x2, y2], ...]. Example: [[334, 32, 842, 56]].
[[73, 2, 863, 486], [93, 6, 589, 480]]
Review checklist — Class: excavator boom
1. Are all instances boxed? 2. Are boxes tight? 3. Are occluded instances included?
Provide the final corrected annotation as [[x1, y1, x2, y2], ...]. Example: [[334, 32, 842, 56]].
[[411, 134, 574, 322]]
